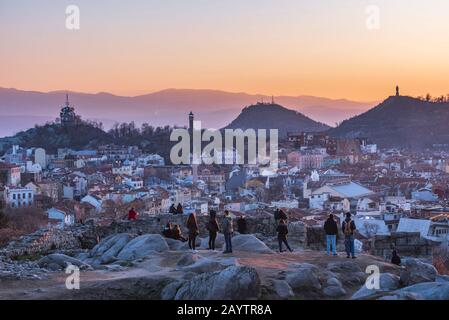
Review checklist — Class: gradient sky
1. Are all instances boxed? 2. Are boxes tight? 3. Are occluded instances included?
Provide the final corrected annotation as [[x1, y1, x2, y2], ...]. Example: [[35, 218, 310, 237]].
[[1, 0, 449, 101]]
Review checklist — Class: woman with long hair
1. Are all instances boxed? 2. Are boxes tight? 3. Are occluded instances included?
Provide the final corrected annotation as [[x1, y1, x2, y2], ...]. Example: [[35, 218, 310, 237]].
[[186, 213, 199, 252]]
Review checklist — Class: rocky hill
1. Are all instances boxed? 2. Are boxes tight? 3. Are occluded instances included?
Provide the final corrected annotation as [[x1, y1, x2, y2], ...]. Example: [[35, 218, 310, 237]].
[[225, 103, 330, 138], [329, 95, 449, 149], [0, 122, 112, 153], [1, 216, 448, 300]]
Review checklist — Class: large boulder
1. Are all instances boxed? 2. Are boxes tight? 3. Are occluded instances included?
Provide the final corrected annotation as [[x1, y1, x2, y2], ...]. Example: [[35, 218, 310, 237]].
[[174, 265, 261, 300], [384, 282, 449, 300], [116, 234, 169, 261], [285, 263, 322, 294], [87, 233, 132, 265], [161, 280, 187, 300], [323, 277, 346, 299], [327, 261, 366, 286], [228, 235, 274, 254], [273, 280, 295, 299], [400, 258, 438, 286], [351, 273, 400, 300], [38, 253, 92, 271], [165, 238, 186, 251]]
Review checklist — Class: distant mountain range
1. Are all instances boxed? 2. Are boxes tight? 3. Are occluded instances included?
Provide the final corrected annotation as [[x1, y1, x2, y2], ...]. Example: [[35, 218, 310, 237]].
[[329, 95, 449, 149], [225, 102, 329, 138], [0, 87, 374, 137]]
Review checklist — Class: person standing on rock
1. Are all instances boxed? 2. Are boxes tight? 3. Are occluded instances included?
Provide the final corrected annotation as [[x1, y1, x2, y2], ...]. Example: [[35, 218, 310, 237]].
[[277, 219, 293, 253], [342, 212, 357, 259], [324, 214, 338, 256], [222, 210, 234, 254], [206, 210, 220, 251], [186, 213, 199, 252], [128, 207, 138, 220]]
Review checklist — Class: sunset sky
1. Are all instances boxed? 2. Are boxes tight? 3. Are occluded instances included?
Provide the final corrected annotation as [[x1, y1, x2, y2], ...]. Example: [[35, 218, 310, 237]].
[[1, 0, 449, 101]]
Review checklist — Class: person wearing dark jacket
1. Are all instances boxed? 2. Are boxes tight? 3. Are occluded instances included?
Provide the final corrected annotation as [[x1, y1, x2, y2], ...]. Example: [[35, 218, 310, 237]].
[[206, 210, 220, 250], [342, 212, 357, 259], [169, 204, 177, 214], [222, 210, 234, 254], [186, 213, 199, 252], [391, 250, 401, 266], [237, 216, 247, 234], [176, 203, 184, 215], [324, 214, 338, 256], [277, 219, 293, 253]]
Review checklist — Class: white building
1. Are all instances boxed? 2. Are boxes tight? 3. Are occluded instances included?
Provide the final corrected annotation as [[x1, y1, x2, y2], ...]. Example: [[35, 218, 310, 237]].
[[47, 207, 75, 228], [4, 186, 34, 208], [81, 194, 103, 212], [309, 181, 374, 210]]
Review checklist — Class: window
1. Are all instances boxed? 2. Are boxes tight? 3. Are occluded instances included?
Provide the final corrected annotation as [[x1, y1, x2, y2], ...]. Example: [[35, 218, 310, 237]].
[[13, 194, 16, 200]]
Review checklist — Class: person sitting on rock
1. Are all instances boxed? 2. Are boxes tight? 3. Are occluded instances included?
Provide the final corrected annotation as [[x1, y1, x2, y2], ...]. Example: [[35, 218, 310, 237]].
[[206, 210, 220, 250], [237, 215, 247, 234], [391, 249, 401, 266], [172, 224, 187, 242], [162, 223, 173, 238], [169, 204, 177, 214], [277, 219, 293, 253], [128, 207, 138, 221], [176, 203, 184, 215], [186, 213, 199, 252]]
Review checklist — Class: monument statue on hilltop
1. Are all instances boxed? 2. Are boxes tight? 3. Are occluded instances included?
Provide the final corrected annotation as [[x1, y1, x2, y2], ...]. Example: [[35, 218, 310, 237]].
[[60, 93, 77, 126]]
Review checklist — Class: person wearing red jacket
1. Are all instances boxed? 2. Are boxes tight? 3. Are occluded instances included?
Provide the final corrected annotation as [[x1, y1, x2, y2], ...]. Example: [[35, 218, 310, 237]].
[[128, 207, 138, 220]]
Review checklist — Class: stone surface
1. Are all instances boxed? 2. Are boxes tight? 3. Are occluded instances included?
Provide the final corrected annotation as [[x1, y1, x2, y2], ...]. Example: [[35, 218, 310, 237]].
[[273, 280, 295, 299], [351, 273, 400, 300], [116, 234, 169, 261], [388, 282, 449, 300], [87, 233, 132, 265], [286, 263, 322, 292], [400, 258, 438, 286], [229, 234, 274, 254], [37, 253, 92, 271], [174, 266, 261, 300]]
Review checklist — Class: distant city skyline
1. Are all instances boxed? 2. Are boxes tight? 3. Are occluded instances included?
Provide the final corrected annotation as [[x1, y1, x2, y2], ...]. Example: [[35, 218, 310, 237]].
[[1, 0, 449, 101]]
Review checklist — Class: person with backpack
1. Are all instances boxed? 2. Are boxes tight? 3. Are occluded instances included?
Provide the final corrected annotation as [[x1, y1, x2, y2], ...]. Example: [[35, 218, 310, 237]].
[[391, 249, 401, 266], [186, 213, 199, 252], [342, 212, 357, 259], [206, 210, 220, 250], [324, 214, 338, 256], [222, 210, 234, 254], [276, 219, 293, 253]]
